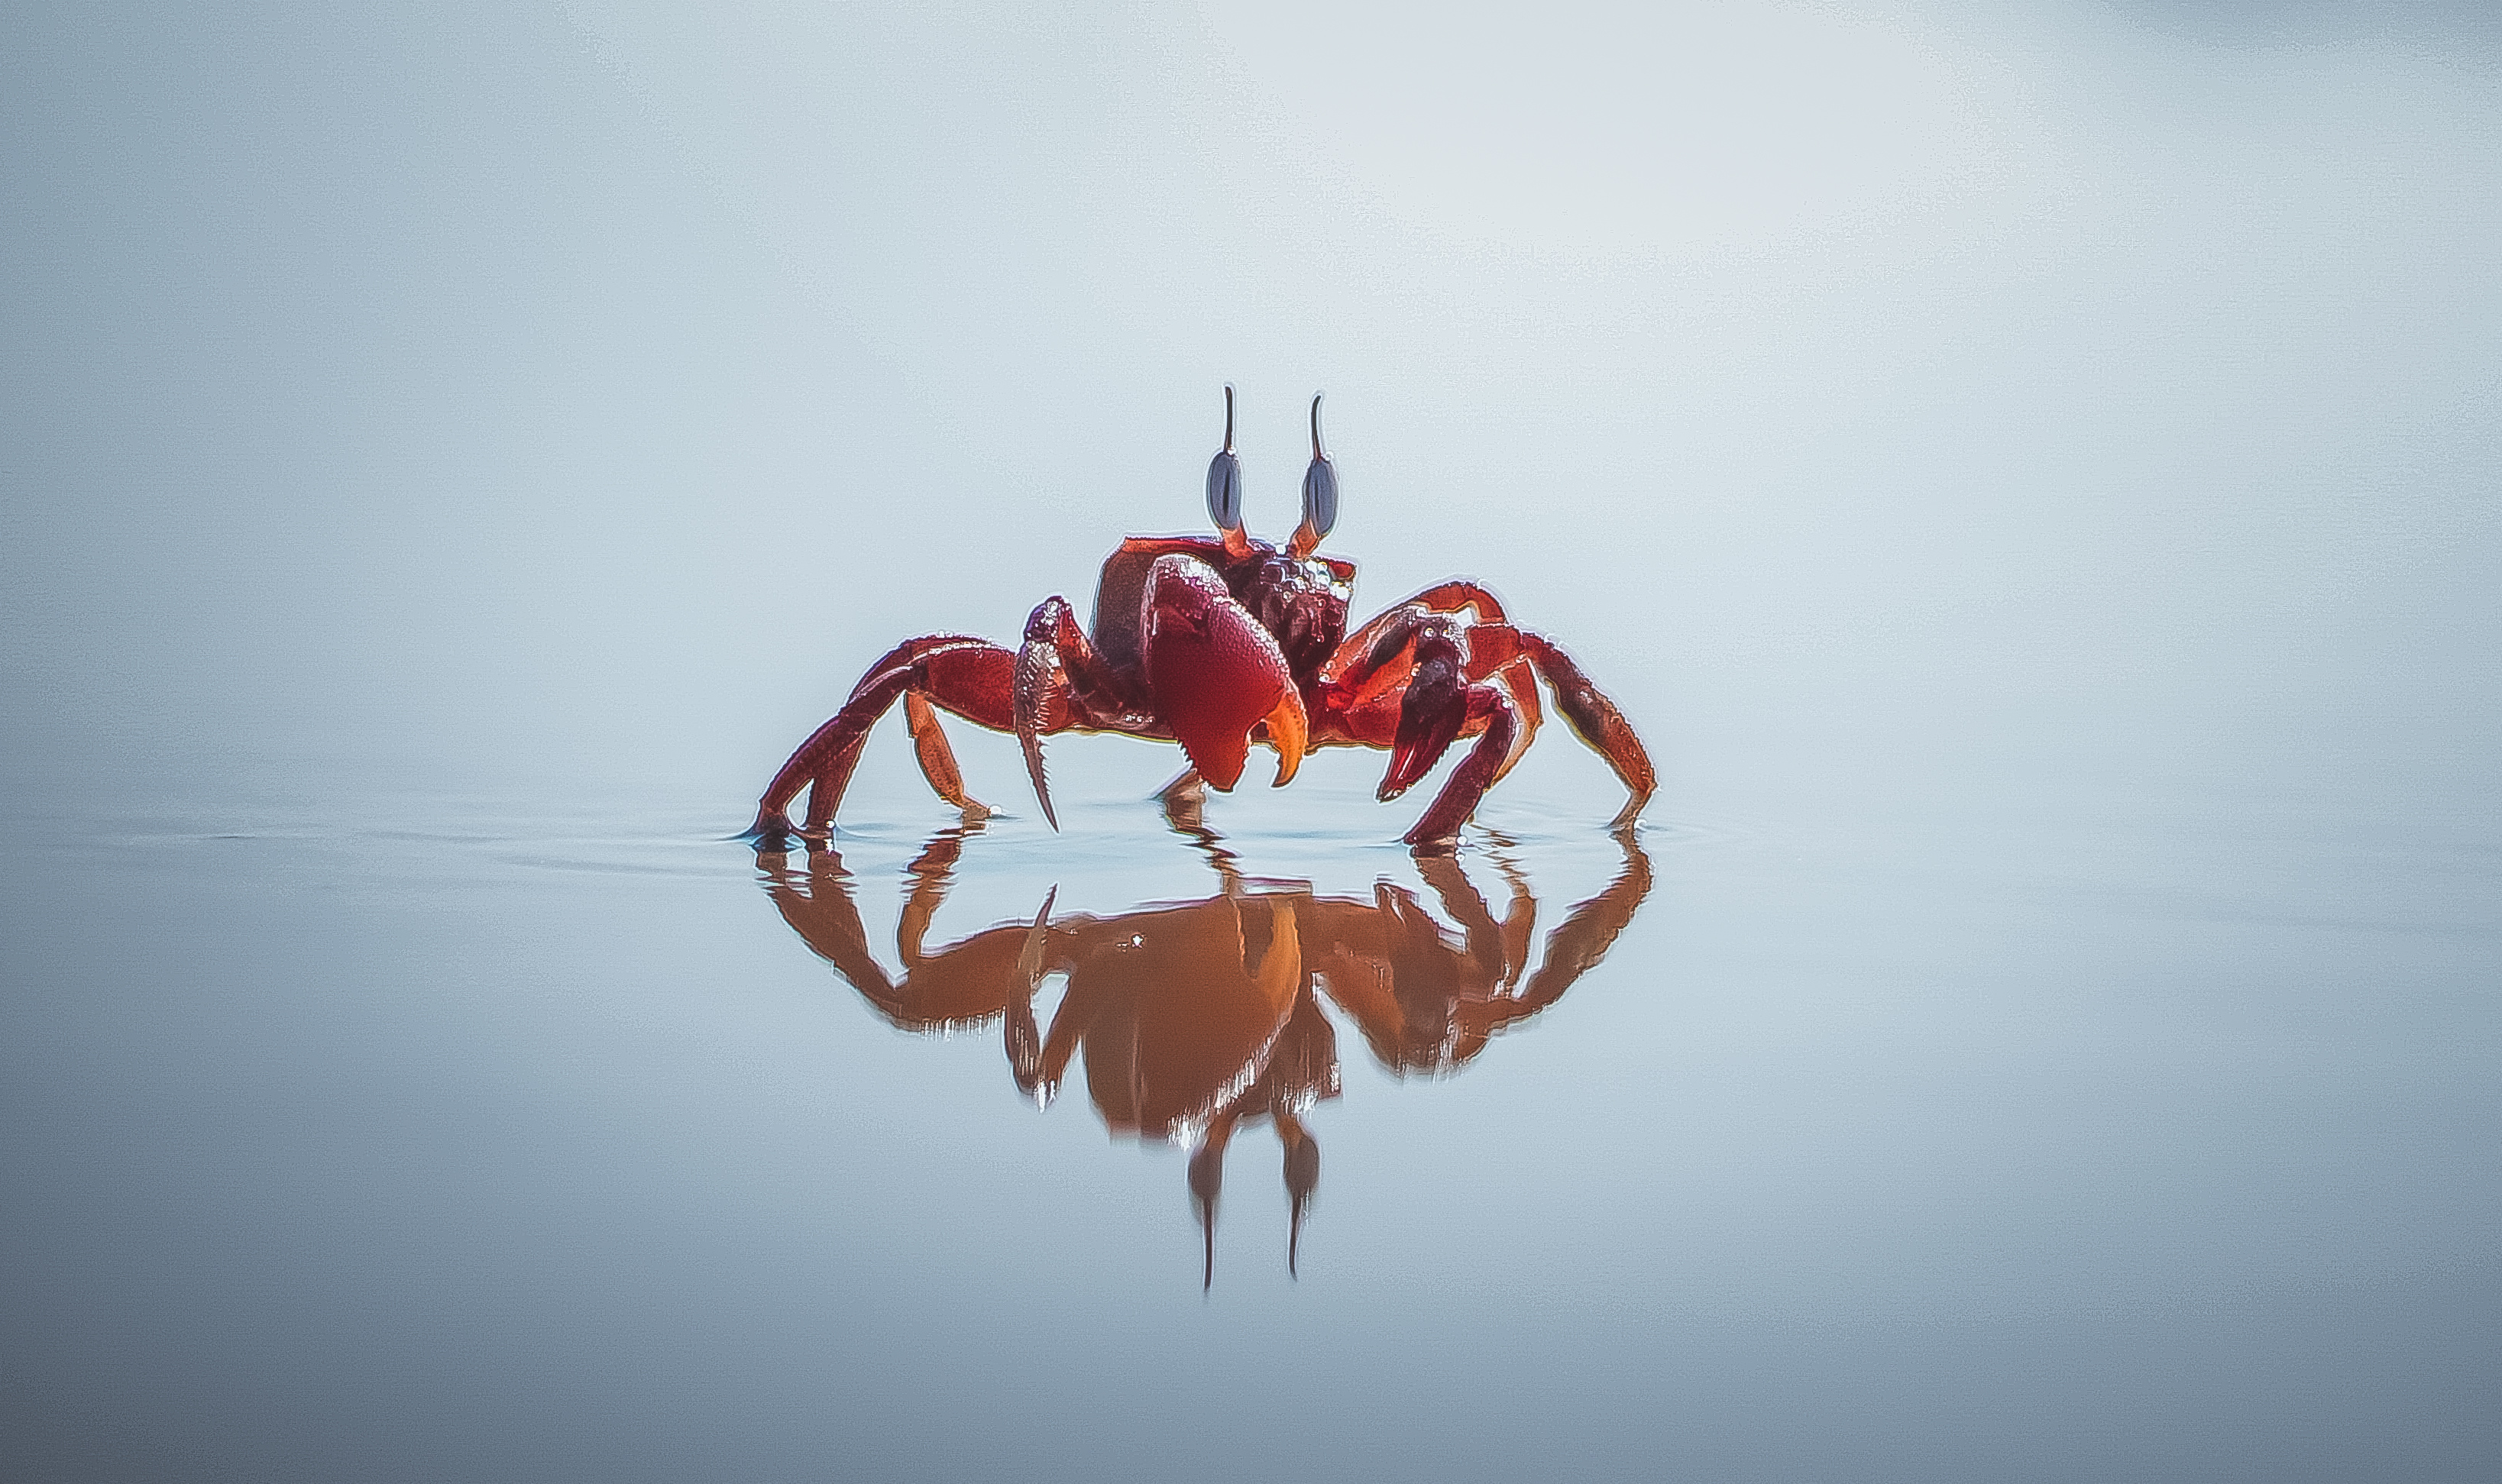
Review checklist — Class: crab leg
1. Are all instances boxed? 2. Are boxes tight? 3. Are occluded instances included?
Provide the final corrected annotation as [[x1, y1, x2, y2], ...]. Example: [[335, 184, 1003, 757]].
[[1368, 617, 1534, 811], [1332, 581, 1512, 666], [902, 693, 984, 816], [1518, 632, 1655, 829], [744, 635, 1022, 843]]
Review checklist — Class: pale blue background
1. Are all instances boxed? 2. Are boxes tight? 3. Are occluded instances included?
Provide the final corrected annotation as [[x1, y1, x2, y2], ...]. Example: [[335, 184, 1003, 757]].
[[4, 3, 2497, 1479]]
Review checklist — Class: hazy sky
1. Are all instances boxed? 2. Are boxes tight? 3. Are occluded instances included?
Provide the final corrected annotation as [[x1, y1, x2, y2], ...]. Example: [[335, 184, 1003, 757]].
[[3, 1, 2495, 813]]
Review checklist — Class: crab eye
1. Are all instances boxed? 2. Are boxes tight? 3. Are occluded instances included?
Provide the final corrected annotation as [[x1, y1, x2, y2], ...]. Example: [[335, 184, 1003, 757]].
[[1206, 383, 1244, 534], [1300, 392, 1338, 540]]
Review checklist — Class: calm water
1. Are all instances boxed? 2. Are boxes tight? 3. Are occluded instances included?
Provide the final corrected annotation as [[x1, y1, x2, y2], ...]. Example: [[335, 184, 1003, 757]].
[[5, 742, 2495, 1479], [6, 2, 2500, 1479]]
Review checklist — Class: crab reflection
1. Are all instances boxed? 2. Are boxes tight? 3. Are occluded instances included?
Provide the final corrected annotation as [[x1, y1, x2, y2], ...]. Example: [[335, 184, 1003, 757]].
[[753, 796, 1649, 1287]]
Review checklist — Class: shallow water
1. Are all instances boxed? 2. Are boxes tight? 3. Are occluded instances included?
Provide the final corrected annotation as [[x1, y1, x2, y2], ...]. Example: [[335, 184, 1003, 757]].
[[7, 2, 2502, 1479], [5, 737, 2497, 1479]]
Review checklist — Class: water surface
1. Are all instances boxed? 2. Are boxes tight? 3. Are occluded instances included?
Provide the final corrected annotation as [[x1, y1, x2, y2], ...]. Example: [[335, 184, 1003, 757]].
[[5, 2, 2499, 1479]]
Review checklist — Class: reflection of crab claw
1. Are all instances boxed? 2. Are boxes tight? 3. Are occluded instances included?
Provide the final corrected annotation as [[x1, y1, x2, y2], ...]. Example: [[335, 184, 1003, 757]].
[[1142, 555, 1307, 793], [1015, 886, 1057, 990], [1010, 887, 1057, 1103]]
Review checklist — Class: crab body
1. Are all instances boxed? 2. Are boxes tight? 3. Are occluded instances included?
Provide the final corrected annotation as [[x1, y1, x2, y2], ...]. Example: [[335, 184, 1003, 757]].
[[746, 390, 1653, 847]]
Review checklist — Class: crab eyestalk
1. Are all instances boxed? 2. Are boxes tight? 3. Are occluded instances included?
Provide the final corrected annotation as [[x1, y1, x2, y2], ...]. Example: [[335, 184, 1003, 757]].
[[1290, 391, 1337, 559], [1207, 383, 1251, 561]]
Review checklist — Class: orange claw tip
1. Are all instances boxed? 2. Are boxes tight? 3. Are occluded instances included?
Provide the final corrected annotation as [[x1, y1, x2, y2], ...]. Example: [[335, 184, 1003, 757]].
[[1264, 691, 1308, 788]]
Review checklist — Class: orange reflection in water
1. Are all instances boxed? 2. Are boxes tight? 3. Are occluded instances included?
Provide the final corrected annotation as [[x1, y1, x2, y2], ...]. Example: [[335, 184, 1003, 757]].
[[754, 800, 1649, 1288]]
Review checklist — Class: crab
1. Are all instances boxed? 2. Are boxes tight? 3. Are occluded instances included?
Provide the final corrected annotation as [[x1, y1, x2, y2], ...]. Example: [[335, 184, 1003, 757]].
[[744, 387, 1656, 849]]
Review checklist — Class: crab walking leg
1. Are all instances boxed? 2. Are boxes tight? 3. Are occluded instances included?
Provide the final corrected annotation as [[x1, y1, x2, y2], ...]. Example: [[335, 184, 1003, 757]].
[[902, 693, 984, 815], [800, 732, 870, 836], [1331, 580, 1525, 697], [1447, 622, 1545, 752], [745, 635, 1022, 842], [1141, 554, 1308, 793], [1519, 632, 1656, 829], [1013, 596, 1131, 831]]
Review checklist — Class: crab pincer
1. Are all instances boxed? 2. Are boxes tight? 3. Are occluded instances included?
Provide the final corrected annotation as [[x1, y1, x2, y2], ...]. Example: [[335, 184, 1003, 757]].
[[1142, 554, 1307, 793]]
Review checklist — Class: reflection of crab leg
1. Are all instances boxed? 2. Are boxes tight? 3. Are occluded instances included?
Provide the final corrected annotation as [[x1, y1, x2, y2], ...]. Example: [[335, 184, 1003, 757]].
[[1481, 825, 1652, 1025], [1307, 828, 1654, 1071], [746, 635, 1027, 842], [756, 845, 888, 997], [1005, 887, 1056, 1096], [1415, 852, 1518, 987], [756, 819, 1054, 1032], [1029, 954, 1113, 1107], [1472, 833, 1542, 990]]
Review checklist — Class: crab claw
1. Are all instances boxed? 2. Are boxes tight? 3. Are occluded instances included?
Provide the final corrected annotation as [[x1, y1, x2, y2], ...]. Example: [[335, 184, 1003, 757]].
[[1377, 631, 1468, 802], [1142, 555, 1308, 792], [1013, 634, 1062, 830]]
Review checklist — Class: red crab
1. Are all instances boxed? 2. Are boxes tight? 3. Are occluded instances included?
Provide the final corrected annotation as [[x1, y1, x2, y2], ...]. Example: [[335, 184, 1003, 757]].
[[745, 388, 1656, 848]]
